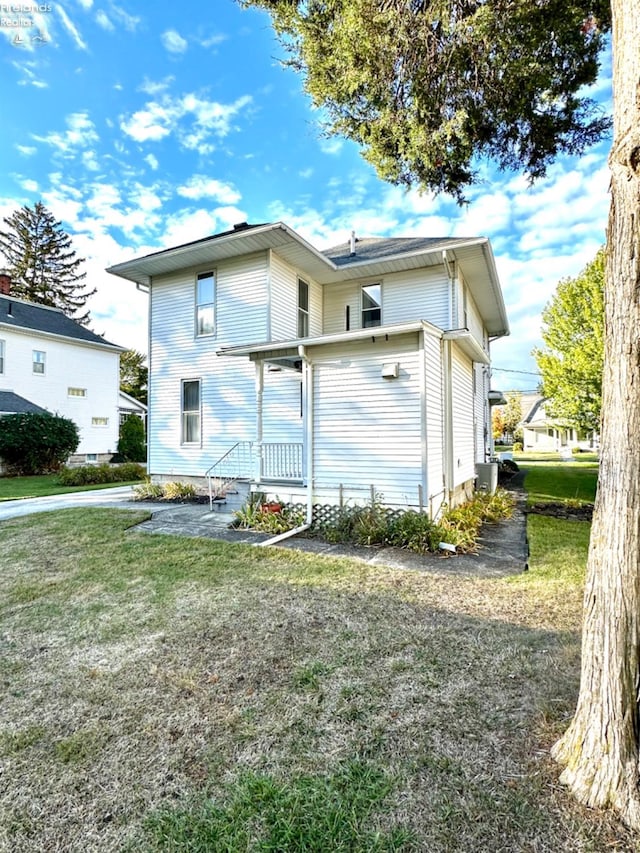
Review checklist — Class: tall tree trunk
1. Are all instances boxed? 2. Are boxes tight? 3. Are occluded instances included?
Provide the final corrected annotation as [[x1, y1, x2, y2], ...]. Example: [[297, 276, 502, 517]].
[[551, 0, 640, 828]]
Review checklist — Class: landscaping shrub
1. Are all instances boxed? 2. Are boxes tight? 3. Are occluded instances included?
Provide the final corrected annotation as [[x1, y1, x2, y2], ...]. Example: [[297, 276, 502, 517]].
[[233, 496, 306, 534], [117, 415, 146, 462], [0, 412, 79, 475], [57, 462, 146, 486]]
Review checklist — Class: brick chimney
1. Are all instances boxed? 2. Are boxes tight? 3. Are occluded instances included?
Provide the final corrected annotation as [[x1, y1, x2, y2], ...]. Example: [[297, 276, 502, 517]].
[[0, 274, 11, 295]]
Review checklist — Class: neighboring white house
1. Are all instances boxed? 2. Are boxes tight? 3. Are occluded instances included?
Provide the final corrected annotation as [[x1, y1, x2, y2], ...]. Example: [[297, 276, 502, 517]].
[[119, 389, 147, 427], [0, 278, 124, 463], [521, 394, 597, 452], [108, 221, 510, 515]]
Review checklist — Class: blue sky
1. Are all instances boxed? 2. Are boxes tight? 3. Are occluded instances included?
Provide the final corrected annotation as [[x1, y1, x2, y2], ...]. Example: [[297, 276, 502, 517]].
[[1, 1, 612, 392]]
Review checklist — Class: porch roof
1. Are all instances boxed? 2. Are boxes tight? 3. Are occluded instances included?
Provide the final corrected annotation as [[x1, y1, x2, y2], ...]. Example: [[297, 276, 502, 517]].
[[218, 320, 489, 364]]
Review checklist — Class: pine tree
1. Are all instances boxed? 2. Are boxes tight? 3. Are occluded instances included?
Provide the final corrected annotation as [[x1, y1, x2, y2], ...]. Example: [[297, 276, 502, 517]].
[[0, 201, 96, 324]]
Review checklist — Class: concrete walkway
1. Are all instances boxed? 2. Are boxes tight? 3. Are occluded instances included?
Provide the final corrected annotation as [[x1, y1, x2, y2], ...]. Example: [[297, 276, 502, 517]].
[[0, 482, 530, 577]]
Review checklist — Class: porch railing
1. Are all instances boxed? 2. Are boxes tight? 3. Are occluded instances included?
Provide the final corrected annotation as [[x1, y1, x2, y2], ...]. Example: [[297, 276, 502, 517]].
[[262, 442, 304, 481]]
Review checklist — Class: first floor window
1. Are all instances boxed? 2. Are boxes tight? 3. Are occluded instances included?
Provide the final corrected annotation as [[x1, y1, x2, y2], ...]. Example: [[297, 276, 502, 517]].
[[182, 379, 201, 444], [68, 387, 87, 397], [0, 340, 4, 374], [297, 278, 309, 337], [92, 417, 109, 426], [362, 284, 381, 328], [33, 350, 46, 374], [196, 271, 215, 336]]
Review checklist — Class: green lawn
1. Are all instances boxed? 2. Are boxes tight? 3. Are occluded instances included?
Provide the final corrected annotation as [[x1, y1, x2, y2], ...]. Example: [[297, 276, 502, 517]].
[[0, 502, 635, 852], [0, 474, 139, 501], [517, 453, 598, 505]]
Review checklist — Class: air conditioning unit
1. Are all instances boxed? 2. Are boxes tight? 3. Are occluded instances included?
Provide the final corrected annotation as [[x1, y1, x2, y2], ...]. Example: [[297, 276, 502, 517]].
[[476, 462, 498, 494]]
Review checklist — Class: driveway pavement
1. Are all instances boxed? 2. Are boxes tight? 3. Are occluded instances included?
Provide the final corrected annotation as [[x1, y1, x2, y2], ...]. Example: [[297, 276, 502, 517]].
[[0, 483, 530, 577]]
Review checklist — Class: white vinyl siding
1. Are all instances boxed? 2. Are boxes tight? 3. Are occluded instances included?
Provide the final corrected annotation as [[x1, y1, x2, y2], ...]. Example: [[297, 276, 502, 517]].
[[323, 267, 450, 335], [450, 345, 475, 487], [423, 331, 446, 511], [270, 252, 322, 340], [312, 335, 423, 506], [148, 254, 268, 476], [0, 328, 119, 454], [262, 369, 304, 444]]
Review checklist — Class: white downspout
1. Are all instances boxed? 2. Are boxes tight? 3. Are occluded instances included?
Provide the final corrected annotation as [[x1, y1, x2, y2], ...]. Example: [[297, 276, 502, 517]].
[[255, 360, 264, 485], [256, 345, 313, 546]]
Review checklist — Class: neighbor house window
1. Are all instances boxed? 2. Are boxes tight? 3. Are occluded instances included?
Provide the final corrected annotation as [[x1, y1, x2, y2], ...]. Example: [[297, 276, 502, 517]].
[[0, 340, 4, 374], [181, 379, 201, 444], [297, 278, 309, 337], [33, 350, 46, 374], [92, 417, 109, 426], [68, 387, 87, 397], [196, 271, 215, 336], [362, 284, 381, 328]]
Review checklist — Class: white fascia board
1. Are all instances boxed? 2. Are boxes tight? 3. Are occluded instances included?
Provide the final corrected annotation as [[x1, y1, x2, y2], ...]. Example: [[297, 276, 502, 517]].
[[443, 329, 490, 364], [0, 323, 125, 353], [218, 319, 440, 358]]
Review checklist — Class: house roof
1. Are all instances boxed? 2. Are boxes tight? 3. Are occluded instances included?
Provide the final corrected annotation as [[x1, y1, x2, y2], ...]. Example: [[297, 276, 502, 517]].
[[107, 221, 509, 338], [0, 391, 49, 415], [0, 295, 123, 351]]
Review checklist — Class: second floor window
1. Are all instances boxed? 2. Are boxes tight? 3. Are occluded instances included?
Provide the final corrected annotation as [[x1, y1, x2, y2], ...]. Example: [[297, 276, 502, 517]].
[[298, 278, 309, 337], [196, 271, 215, 336], [0, 340, 4, 374], [362, 284, 381, 328], [182, 379, 201, 444], [33, 350, 46, 374]]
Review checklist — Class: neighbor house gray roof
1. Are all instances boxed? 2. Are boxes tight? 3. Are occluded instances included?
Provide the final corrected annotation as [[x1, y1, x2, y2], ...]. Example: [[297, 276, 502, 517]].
[[0, 391, 49, 415], [0, 295, 122, 350]]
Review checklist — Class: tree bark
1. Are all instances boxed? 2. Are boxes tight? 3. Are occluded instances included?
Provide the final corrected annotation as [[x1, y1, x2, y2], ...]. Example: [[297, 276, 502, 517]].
[[551, 0, 640, 828]]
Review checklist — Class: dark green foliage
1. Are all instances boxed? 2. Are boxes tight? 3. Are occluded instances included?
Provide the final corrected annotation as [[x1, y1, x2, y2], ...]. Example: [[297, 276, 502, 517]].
[[120, 350, 148, 405], [0, 202, 96, 323], [142, 761, 412, 852], [57, 462, 145, 487], [117, 415, 146, 462], [0, 412, 79, 475], [242, 0, 611, 201]]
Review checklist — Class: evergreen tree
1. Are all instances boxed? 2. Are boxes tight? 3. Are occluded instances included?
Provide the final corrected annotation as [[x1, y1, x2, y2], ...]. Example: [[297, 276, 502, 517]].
[[0, 201, 96, 324]]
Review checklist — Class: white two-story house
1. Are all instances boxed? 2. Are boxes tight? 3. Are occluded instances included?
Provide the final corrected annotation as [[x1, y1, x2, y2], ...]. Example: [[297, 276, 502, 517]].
[[108, 221, 509, 515], [0, 276, 124, 464]]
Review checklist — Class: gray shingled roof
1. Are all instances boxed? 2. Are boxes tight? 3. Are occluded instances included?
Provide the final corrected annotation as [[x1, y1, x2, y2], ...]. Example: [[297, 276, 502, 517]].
[[0, 296, 121, 349], [322, 236, 468, 267], [0, 391, 49, 415]]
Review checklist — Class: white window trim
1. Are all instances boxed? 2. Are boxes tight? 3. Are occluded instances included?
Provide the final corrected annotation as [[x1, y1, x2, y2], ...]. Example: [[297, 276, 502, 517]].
[[195, 270, 216, 338], [32, 350, 46, 375], [297, 278, 309, 338], [181, 378, 202, 445], [361, 282, 382, 329], [68, 387, 87, 398]]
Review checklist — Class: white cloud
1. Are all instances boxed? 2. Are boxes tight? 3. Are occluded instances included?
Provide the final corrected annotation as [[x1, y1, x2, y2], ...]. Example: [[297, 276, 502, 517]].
[[76, 0, 93, 8], [162, 209, 219, 248], [145, 154, 159, 171], [56, 6, 88, 50], [33, 112, 99, 155], [177, 175, 241, 204], [17, 178, 39, 193], [319, 137, 344, 156], [200, 33, 227, 49], [120, 92, 252, 152], [109, 5, 140, 32], [95, 11, 114, 31], [15, 144, 37, 156], [162, 29, 188, 54]]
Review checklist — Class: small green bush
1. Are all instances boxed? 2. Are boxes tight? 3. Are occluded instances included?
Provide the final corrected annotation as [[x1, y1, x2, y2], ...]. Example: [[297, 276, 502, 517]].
[[57, 462, 146, 486], [0, 412, 79, 475], [162, 481, 196, 500], [133, 479, 164, 500], [233, 498, 306, 534], [513, 441, 523, 452]]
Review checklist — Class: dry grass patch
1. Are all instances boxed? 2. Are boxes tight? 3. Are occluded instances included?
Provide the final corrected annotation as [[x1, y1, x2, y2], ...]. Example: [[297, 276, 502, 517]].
[[0, 508, 636, 852]]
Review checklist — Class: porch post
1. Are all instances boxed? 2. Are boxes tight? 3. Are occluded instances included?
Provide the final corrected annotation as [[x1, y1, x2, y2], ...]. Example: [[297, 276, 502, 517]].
[[255, 359, 264, 484]]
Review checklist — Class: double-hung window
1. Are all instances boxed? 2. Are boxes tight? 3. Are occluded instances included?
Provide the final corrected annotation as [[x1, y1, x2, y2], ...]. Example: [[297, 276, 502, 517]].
[[0, 340, 4, 374], [181, 379, 201, 444], [362, 284, 381, 328], [196, 271, 215, 336], [297, 278, 309, 337], [33, 350, 46, 374]]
